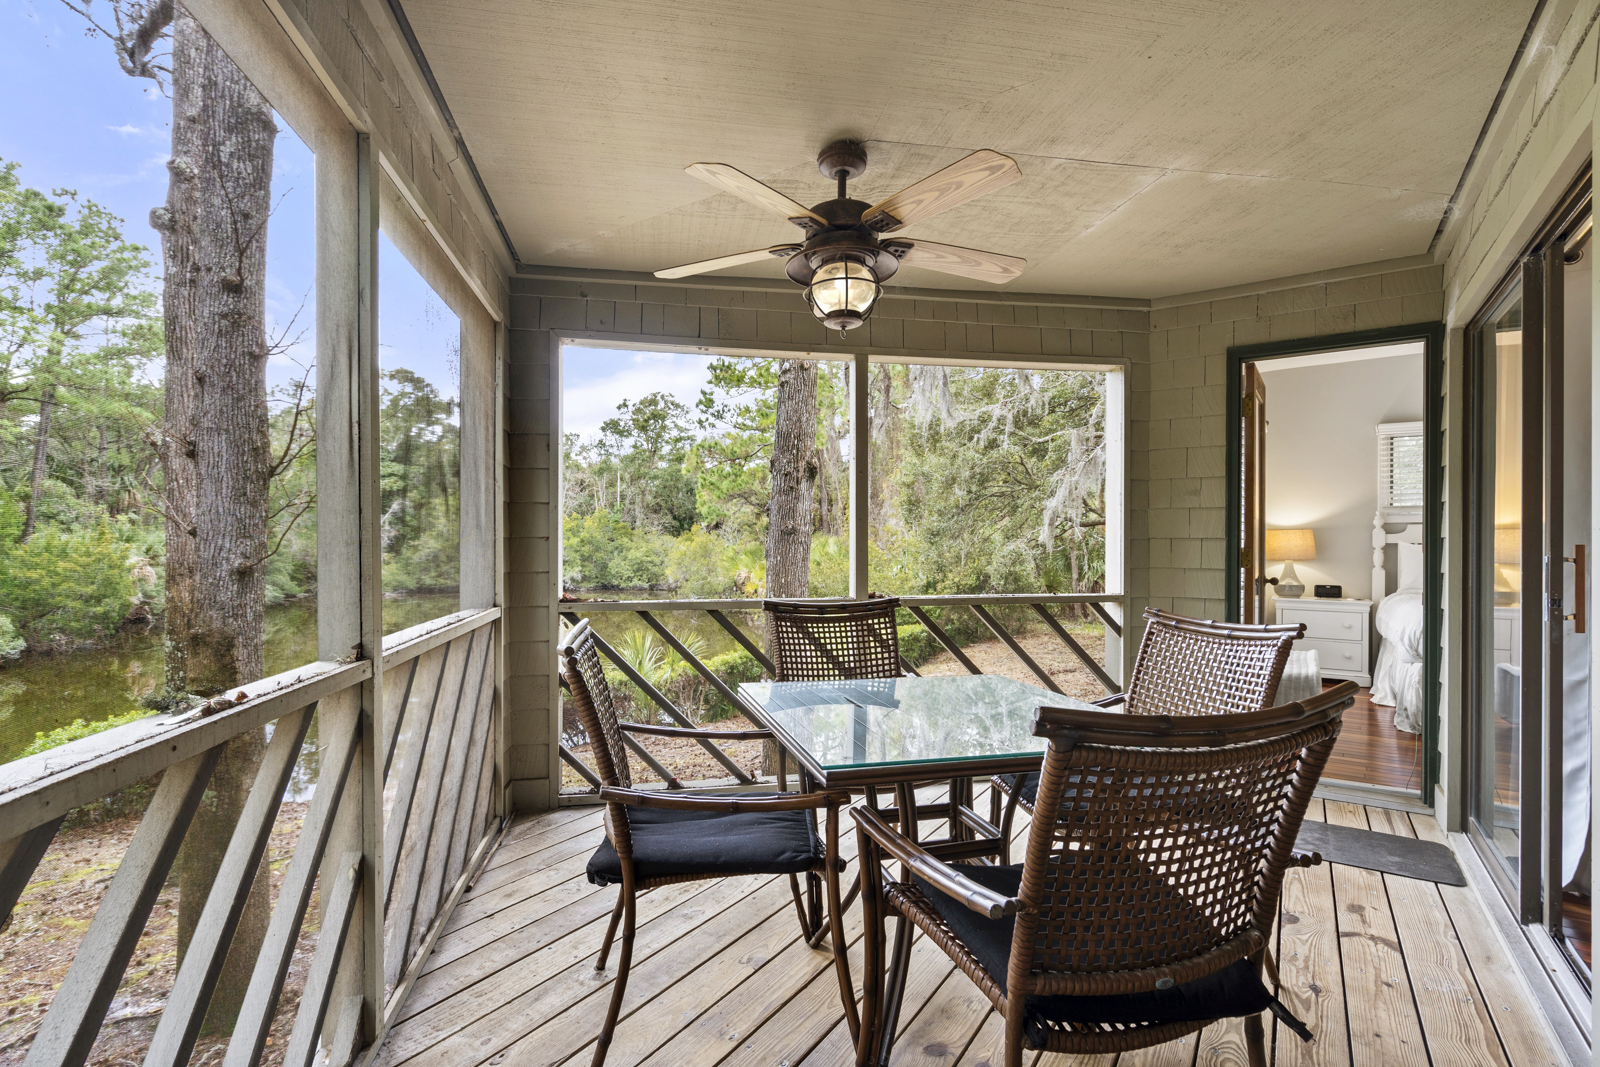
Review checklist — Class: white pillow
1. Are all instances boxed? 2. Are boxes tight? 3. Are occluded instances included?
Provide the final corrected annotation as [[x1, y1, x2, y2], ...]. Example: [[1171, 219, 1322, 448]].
[[1396, 541, 1424, 592]]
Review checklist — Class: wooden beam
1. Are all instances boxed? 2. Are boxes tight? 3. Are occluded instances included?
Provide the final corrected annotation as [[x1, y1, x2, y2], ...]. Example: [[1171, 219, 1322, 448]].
[[0, 660, 367, 840], [969, 605, 1063, 694], [706, 609, 777, 676], [904, 605, 981, 676], [24, 751, 220, 1067], [353, 130, 387, 1042], [281, 853, 363, 1067], [1029, 603, 1118, 694], [563, 612, 754, 784], [850, 351, 870, 600], [144, 707, 316, 1067], [221, 703, 359, 1067], [0, 816, 62, 931]]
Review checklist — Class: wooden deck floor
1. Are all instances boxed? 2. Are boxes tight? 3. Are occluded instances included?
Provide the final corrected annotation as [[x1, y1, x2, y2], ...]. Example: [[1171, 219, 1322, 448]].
[[374, 794, 1570, 1067]]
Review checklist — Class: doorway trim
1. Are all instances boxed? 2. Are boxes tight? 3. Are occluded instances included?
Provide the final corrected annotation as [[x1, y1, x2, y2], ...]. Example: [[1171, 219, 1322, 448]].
[[1225, 322, 1447, 800]]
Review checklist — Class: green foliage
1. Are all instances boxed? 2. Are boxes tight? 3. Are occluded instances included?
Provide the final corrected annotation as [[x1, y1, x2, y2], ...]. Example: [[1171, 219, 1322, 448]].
[[563, 510, 671, 589], [0, 615, 23, 659], [381, 368, 459, 593], [22, 705, 148, 757], [0, 523, 137, 646]]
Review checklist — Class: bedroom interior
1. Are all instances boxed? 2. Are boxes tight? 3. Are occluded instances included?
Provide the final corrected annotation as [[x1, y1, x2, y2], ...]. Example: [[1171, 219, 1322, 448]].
[[1243, 343, 1429, 795]]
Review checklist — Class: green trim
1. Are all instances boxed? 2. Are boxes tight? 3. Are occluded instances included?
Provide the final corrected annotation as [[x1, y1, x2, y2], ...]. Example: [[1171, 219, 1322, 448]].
[[1223, 322, 1447, 801]]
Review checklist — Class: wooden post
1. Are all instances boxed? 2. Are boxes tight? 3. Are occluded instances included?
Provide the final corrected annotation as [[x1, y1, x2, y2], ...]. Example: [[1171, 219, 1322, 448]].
[[353, 131, 386, 1042], [316, 129, 384, 1046], [850, 351, 870, 600]]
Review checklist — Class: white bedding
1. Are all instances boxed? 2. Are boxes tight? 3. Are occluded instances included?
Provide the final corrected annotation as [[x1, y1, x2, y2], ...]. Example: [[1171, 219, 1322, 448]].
[[1371, 589, 1424, 733]]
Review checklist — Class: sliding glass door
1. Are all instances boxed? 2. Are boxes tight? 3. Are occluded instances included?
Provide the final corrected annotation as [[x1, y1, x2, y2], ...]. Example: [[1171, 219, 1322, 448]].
[[1467, 173, 1592, 979]]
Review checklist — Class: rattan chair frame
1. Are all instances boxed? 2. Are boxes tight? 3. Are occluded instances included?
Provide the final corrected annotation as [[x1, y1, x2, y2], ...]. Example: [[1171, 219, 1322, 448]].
[[990, 608, 1305, 856], [558, 619, 858, 1067], [764, 597, 904, 682], [856, 684, 1353, 1067]]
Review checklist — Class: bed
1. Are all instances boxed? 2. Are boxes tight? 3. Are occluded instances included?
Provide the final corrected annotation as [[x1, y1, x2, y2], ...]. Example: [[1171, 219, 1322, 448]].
[[1369, 519, 1425, 733]]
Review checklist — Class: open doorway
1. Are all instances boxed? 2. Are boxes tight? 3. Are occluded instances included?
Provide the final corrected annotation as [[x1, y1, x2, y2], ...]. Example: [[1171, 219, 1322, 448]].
[[1229, 324, 1443, 802]]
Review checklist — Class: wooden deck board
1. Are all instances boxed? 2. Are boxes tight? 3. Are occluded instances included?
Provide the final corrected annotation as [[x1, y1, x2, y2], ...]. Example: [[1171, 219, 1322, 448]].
[[378, 801, 1569, 1067], [1408, 815, 1569, 1067], [1275, 801, 1351, 1067]]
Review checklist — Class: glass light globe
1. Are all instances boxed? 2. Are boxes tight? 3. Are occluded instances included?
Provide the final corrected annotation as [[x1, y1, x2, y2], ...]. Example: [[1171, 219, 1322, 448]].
[[805, 261, 881, 331]]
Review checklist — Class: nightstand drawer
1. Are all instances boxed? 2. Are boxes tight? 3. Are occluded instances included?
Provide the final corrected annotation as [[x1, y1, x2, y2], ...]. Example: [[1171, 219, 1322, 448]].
[[1298, 636, 1366, 672], [1278, 607, 1365, 642]]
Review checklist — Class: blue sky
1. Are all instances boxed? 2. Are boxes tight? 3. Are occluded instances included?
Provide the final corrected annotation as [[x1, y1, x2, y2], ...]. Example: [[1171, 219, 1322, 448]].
[[0, 0, 458, 404], [0, 0, 767, 439]]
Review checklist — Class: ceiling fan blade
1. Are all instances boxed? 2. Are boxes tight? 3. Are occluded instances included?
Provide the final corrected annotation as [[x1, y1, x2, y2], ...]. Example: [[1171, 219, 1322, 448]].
[[685, 163, 827, 228], [654, 244, 802, 280], [862, 150, 1022, 233], [888, 239, 1025, 284]]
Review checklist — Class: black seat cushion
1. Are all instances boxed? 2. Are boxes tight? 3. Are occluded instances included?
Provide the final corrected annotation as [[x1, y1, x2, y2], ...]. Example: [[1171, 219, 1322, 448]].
[[587, 801, 822, 886], [1007, 772, 1041, 807], [910, 864, 1271, 1035]]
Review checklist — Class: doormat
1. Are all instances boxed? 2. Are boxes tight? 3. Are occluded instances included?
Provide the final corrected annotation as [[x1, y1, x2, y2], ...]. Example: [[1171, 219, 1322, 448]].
[[1293, 820, 1466, 886]]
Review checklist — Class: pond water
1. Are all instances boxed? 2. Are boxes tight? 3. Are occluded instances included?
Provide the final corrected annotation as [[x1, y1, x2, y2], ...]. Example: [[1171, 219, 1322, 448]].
[[0, 593, 458, 766]]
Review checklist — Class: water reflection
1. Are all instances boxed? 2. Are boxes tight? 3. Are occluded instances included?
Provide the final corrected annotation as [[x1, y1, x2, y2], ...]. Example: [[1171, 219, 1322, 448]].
[[0, 593, 458, 770]]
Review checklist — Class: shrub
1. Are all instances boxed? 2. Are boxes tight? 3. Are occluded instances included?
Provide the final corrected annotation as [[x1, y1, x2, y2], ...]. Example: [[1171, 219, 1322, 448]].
[[23, 706, 150, 757], [563, 511, 670, 589], [0, 615, 23, 660], [0, 523, 138, 647]]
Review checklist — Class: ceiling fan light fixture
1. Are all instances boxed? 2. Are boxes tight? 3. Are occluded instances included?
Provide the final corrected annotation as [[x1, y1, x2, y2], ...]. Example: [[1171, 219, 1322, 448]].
[[804, 259, 881, 333]]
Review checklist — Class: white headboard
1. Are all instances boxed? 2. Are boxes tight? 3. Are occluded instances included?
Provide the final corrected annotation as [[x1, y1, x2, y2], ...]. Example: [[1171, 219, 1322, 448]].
[[1372, 513, 1424, 607]]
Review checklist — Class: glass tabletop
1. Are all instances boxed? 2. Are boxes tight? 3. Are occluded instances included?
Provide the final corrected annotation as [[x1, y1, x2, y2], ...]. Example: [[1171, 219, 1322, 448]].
[[739, 675, 1097, 771]]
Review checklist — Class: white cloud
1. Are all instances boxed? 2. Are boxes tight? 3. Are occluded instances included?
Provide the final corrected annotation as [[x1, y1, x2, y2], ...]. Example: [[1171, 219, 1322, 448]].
[[108, 124, 142, 135], [562, 347, 718, 441]]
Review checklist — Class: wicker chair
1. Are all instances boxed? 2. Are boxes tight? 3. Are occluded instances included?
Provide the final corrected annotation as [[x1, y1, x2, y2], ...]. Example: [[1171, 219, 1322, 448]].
[[855, 683, 1353, 1067], [558, 619, 858, 1067], [991, 608, 1304, 856], [763, 597, 905, 681]]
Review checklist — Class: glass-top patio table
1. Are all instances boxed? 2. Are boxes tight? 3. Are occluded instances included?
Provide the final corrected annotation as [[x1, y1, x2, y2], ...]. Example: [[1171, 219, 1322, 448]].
[[739, 674, 1100, 1020], [740, 674, 1097, 789]]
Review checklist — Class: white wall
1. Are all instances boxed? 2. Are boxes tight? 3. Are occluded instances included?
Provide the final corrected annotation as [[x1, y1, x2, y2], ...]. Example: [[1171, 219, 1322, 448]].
[[1260, 350, 1424, 612]]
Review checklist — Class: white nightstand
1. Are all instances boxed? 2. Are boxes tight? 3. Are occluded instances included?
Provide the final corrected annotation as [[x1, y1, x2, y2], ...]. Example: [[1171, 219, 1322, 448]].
[[1274, 597, 1372, 687]]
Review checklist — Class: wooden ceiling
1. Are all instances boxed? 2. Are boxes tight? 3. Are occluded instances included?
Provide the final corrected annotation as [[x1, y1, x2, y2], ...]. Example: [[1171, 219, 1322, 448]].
[[398, 0, 1536, 299]]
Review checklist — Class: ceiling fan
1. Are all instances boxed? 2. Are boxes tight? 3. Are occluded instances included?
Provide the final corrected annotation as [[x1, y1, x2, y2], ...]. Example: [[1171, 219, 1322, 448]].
[[655, 140, 1026, 335]]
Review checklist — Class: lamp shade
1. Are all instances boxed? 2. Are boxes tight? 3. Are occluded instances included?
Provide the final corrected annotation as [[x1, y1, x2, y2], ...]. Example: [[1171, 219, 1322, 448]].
[[1265, 528, 1316, 561], [1493, 526, 1519, 566]]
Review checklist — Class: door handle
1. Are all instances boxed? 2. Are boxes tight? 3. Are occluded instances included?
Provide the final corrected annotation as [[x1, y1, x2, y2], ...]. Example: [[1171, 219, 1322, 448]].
[[1565, 544, 1586, 633]]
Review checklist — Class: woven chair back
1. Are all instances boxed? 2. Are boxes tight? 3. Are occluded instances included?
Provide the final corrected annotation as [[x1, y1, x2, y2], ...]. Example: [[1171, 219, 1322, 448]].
[[557, 619, 631, 790], [764, 598, 902, 681], [1122, 608, 1302, 717], [1011, 693, 1344, 998]]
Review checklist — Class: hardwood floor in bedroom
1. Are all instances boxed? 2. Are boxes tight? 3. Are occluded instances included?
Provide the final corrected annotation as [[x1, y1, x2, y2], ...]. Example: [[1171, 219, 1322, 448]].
[[1323, 683, 1423, 791]]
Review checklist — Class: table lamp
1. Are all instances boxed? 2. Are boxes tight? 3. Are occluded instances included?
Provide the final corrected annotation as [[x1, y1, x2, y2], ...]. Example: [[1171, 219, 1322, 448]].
[[1266, 528, 1316, 598]]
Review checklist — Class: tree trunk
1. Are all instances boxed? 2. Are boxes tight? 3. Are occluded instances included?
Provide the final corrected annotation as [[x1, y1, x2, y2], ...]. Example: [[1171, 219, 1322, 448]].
[[765, 359, 817, 598], [21, 379, 56, 542], [157, 8, 277, 1036]]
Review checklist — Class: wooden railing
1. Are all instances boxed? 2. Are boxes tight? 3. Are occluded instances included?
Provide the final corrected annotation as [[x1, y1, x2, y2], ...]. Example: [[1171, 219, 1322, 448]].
[[556, 593, 1123, 795], [0, 606, 500, 1067]]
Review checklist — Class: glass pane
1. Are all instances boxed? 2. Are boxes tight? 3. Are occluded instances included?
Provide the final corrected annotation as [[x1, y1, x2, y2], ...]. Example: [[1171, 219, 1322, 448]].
[[557, 345, 850, 790], [866, 363, 1111, 699], [0, 14, 316, 770], [377, 233, 461, 631], [0, 10, 324, 1062], [1471, 283, 1523, 879]]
